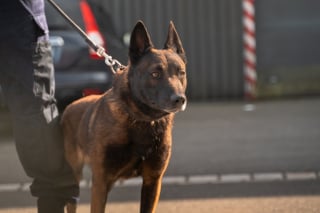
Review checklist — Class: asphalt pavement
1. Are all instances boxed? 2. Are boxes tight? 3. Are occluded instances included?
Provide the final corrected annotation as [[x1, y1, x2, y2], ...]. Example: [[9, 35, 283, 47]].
[[0, 97, 320, 212]]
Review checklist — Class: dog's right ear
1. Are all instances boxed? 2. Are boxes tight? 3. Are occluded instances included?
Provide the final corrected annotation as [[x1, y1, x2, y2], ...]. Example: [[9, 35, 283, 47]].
[[129, 21, 154, 64], [164, 21, 186, 63]]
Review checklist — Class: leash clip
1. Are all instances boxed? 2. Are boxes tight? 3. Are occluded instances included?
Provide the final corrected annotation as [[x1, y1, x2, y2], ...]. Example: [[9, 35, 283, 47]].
[[96, 46, 124, 74]]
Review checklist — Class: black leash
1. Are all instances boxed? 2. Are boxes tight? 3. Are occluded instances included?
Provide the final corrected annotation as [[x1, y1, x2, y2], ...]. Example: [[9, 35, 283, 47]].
[[46, 0, 124, 74]]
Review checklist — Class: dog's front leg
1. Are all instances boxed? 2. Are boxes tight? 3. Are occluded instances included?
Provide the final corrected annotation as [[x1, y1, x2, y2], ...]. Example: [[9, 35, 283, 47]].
[[140, 176, 163, 213], [90, 169, 113, 213]]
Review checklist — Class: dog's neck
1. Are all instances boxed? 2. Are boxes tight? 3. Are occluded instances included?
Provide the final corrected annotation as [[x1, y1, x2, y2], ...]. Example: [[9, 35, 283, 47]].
[[113, 68, 170, 122], [130, 91, 169, 121]]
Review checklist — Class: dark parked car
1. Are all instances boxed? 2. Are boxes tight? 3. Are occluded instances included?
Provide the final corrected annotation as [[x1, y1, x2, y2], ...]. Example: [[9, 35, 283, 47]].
[[46, 0, 127, 111]]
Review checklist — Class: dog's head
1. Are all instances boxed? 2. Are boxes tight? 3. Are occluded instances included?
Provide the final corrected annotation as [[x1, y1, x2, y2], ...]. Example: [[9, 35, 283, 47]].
[[128, 21, 187, 116]]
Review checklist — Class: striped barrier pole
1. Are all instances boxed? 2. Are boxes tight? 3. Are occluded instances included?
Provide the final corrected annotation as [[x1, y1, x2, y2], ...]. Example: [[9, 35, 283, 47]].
[[243, 0, 257, 100]]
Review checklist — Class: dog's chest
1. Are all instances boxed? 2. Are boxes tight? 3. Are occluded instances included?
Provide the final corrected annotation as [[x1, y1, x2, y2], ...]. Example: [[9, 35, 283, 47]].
[[129, 121, 164, 158], [103, 120, 169, 178]]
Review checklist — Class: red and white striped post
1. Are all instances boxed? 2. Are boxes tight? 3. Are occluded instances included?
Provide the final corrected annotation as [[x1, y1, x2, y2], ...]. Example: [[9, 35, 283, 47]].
[[243, 0, 257, 100]]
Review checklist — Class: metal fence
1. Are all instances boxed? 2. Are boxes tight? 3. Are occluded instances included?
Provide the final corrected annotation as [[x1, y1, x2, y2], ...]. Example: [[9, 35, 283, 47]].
[[98, 0, 244, 100]]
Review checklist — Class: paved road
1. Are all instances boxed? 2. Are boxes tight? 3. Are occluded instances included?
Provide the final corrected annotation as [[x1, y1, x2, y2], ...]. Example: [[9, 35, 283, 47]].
[[169, 98, 320, 175], [0, 98, 320, 211], [1, 181, 320, 212]]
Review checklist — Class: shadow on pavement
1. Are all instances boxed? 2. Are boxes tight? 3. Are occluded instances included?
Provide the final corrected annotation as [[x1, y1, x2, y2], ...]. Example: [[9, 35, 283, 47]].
[[1, 180, 320, 209]]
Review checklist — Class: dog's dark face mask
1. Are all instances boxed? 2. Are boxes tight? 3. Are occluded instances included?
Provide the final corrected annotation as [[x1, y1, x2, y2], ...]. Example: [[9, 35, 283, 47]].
[[128, 21, 187, 115]]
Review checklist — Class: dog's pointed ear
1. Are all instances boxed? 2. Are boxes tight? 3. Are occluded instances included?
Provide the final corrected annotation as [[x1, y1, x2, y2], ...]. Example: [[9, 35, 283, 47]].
[[129, 21, 154, 64], [164, 21, 186, 63]]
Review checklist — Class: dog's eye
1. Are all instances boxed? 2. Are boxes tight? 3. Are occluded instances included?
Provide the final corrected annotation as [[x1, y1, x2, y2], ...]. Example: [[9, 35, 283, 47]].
[[178, 70, 186, 77], [151, 71, 161, 79]]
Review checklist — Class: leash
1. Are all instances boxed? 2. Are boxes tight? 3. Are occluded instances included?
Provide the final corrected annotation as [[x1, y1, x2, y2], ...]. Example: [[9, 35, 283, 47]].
[[46, 0, 124, 74]]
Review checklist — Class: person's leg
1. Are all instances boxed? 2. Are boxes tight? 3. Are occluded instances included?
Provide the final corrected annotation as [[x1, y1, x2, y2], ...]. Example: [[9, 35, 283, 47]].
[[0, 18, 79, 212]]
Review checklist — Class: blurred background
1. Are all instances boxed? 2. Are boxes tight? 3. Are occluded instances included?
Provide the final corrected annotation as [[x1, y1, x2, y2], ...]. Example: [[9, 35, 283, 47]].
[[89, 0, 320, 100], [1, 0, 320, 108], [1, 0, 320, 212]]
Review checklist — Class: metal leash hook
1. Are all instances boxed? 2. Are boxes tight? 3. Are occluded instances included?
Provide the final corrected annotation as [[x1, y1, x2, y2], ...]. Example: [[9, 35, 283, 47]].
[[47, 0, 124, 75], [96, 46, 125, 74]]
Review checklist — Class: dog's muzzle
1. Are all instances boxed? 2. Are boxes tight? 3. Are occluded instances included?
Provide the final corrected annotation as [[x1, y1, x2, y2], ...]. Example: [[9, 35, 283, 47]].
[[163, 94, 187, 113]]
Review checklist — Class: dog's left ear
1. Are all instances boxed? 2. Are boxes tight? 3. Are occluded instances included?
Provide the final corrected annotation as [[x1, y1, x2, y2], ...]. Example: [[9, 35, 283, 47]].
[[164, 21, 186, 63], [129, 21, 154, 65]]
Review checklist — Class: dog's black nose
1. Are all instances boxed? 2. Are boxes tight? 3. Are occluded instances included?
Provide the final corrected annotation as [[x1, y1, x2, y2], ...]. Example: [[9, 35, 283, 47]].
[[170, 94, 186, 106]]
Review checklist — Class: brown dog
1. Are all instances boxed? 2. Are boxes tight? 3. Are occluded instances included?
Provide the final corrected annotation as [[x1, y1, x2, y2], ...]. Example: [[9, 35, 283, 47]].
[[61, 21, 187, 213]]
